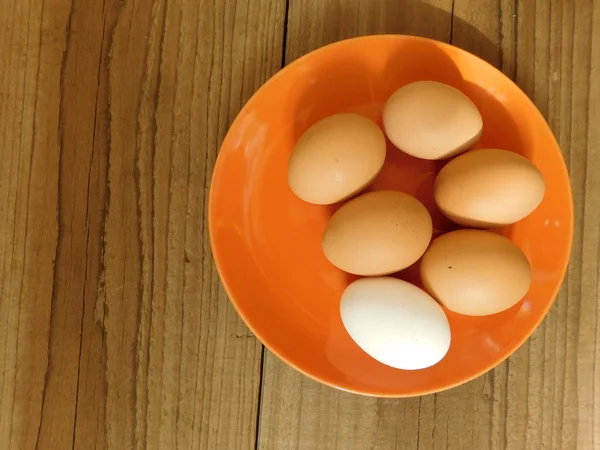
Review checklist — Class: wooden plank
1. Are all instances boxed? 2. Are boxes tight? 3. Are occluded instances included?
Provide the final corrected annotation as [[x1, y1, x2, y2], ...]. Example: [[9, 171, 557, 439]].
[[257, 1, 600, 449], [0, 0, 286, 448], [0, 0, 72, 448], [284, 0, 453, 62]]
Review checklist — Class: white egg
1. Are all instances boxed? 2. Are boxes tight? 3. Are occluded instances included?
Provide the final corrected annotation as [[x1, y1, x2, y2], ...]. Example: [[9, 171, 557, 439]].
[[340, 277, 451, 370]]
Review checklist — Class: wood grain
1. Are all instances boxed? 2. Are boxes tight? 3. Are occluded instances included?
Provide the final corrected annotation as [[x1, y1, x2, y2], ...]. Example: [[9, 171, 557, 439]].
[[0, 0, 285, 448], [1, 0, 599, 448], [257, 1, 600, 449]]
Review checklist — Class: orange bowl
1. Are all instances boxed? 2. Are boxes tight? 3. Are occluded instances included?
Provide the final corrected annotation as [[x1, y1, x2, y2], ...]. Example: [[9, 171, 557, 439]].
[[209, 35, 573, 396]]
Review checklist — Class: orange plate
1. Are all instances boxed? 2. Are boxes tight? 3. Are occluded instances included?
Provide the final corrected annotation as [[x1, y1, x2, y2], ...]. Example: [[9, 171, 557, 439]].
[[209, 35, 573, 397]]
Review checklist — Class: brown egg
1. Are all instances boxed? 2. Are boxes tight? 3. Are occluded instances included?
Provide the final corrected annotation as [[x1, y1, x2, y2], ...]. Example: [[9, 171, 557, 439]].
[[382, 81, 482, 160], [288, 114, 386, 205], [420, 229, 531, 316], [322, 190, 432, 276], [434, 149, 546, 227]]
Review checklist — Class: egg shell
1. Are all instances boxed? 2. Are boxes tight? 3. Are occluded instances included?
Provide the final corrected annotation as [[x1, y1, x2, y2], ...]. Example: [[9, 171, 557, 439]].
[[322, 190, 432, 276], [340, 277, 451, 370], [382, 81, 483, 160], [434, 148, 546, 227], [287, 113, 386, 205], [420, 229, 532, 316]]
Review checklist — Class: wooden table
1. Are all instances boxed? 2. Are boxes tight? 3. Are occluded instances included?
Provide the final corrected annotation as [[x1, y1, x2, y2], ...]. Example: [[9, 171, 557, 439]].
[[1, 0, 599, 449]]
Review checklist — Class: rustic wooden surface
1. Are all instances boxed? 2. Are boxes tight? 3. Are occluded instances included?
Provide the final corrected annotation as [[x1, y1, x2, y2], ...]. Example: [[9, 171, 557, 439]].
[[0, 0, 598, 449]]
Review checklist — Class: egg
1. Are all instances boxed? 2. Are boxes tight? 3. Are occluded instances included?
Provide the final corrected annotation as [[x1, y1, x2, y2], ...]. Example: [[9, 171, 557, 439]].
[[340, 277, 451, 370], [322, 190, 432, 276], [287, 113, 386, 205], [434, 149, 546, 227], [382, 81, 483, 160], [420, 229, 532, 316]]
